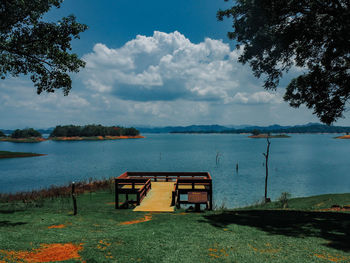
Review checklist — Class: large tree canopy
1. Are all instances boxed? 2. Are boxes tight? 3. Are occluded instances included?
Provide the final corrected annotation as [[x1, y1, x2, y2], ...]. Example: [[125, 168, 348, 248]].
[[0, 0, 87, 95], [218, 0, 350, 124]]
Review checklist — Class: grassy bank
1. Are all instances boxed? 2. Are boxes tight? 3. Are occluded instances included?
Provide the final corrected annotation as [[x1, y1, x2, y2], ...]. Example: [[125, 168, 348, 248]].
[[0, 151, 45, 159], [0, 190, 349, 262]]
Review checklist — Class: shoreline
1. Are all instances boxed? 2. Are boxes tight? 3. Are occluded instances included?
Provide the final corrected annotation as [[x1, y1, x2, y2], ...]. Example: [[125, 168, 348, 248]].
[[335, 135, 350, 139], [0, 135, 145, 142], [49, 135, 145, 141], [0, 137, 46, 143], [248, 134, 291, 138]]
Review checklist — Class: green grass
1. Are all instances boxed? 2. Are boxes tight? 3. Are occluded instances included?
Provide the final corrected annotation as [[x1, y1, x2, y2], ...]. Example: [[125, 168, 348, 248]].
[[0, 192, 349, 262], [0, 151, 44, 158]]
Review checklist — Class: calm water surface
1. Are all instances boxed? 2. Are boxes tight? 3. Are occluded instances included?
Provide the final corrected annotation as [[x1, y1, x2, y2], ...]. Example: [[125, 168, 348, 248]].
[[0, 134, 349, 208]]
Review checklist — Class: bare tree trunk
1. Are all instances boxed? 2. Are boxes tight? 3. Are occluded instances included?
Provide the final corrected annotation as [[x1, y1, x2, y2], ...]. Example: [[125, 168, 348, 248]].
[[263, 138, 271, 203]]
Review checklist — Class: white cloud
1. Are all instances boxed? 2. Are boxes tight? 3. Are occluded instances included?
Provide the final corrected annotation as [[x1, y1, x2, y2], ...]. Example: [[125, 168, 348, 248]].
[[0, 31, 336, 128], [232, 91, 283, 105], [81, 31, 279, 105]]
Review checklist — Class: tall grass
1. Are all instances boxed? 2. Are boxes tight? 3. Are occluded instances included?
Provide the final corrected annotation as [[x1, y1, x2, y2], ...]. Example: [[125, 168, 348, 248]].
[[0, 178, 115, 207]]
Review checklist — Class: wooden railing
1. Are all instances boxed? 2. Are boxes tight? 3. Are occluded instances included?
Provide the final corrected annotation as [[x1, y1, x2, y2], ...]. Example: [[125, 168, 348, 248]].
[[114, 177, 151, 208], [115, 172, 212, 210], [120, 171, 211, 182], [172, 178, 213, 210]]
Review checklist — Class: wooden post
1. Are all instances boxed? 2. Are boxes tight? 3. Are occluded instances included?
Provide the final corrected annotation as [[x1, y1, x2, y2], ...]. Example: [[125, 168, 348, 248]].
[[137, 193, 140, 205], [209, 182, 213, 210], [72, 182, 77, 215], [115, 179, 119, 209]]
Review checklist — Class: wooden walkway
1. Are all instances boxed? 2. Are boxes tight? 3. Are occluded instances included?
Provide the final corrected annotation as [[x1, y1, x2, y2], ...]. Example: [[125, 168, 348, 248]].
[[133, 182, 175, 212]]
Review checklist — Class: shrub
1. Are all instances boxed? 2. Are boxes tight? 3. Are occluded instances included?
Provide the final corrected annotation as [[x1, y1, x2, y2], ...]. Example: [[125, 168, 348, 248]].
[[278, 192, 291, 208]]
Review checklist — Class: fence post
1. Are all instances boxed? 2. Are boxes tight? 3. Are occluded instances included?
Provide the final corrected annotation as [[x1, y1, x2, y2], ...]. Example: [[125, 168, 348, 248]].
[[115, 179, 119, 209], [72, 182, 77, 215]]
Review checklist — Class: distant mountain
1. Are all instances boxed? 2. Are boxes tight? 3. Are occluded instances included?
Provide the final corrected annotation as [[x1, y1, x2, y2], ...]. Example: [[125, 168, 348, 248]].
[[137, 123, 350, 134], [2, 123, 350, 135], [137, 125, 228, 133]]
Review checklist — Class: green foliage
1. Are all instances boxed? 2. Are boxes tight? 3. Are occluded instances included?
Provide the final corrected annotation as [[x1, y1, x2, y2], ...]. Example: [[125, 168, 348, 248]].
[[11, 128, 42, 138], [218, 1, 350, 124], [0, 0, 87, 95], [251, 129, 260, 136], [278, 192, 291, 208], [50, 124, 140, 137], [0, 130, 5, 137]]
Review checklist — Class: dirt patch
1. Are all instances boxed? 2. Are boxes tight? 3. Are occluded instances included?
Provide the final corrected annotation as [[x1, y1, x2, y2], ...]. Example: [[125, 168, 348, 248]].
[[319, 205, 350, 212], [96, 240, 111, 251], [248, 243, 280, 254], [48, 224, 65, 229], [335, 135, 350, 139], [0, 243, 84, 262], [314, 253, 350, 262], [119, 213, 152, 225], [208, 248, 229, 258]]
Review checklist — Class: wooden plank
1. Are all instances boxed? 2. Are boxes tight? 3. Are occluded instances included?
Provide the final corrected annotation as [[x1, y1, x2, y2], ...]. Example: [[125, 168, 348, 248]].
[[188, 192, 208, 203], [177, 185, 206, 190], [133, 182, 175, 212]]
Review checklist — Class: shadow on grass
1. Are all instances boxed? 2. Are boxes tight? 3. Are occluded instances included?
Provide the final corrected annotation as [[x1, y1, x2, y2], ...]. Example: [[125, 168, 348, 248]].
[[0, 220, 27, 227], [0, 209, 25, 214], [201, 210, 350, 252]]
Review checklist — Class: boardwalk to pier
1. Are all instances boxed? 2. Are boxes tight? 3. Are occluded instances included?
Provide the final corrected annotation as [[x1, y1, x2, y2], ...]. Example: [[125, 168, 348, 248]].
[[133, 182, 175, 212]]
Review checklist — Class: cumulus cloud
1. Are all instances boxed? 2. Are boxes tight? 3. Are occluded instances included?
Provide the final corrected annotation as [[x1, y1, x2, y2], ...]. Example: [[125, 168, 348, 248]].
[[232, 91, 282, 105], [0, 31, 325, 129], [81, 31, 279, 105]]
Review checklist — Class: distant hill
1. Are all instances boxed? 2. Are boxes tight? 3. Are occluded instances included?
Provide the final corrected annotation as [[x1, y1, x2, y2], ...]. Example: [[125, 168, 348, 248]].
[[138, 123, 350, 134], [3, 123, 350, 135], [137, 125, 228, 133]]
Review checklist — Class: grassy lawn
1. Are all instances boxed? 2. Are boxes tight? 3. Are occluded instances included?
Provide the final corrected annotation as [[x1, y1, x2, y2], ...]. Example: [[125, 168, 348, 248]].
[[0, 151, 45, 158], [0, 191, 349, 262]]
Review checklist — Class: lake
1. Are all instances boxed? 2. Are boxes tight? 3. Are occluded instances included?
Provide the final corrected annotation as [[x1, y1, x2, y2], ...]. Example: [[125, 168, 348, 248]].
[[0, 134, 349, 208]]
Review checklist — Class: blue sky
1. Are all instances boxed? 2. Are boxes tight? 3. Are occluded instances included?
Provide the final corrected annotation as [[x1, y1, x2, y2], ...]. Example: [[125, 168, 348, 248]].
[[1, 0, 349, 129]]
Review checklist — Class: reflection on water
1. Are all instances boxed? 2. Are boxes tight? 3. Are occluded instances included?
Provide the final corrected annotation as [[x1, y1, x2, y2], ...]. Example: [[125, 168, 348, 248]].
[[0, 134, 349, 208]]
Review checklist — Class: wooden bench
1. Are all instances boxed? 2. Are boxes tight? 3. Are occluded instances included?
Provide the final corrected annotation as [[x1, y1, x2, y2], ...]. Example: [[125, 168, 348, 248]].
[[188, 192, 208, 211], [172, 178, 212, 210]]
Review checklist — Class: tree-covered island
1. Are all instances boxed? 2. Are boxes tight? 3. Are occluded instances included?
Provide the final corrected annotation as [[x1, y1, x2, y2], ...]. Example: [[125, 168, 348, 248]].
[[0, 128, 45, 142], [0, 125, 144, 142], [49, 124, 143, 140]]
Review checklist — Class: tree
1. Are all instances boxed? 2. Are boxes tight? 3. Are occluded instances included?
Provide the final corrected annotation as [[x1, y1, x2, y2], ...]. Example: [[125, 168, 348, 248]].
[[218, 1, 350, 124], [251, 129, 260, 136], [11, 128, 42, 138], [0, 0, 87, 95]]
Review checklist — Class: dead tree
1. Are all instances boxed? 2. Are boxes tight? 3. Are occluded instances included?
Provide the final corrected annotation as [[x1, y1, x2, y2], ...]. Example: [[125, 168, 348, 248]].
[[263, 138, 271, 203]]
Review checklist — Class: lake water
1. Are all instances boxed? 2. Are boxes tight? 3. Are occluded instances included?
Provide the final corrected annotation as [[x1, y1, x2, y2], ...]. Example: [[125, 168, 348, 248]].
[[0, 134, 349, 208]]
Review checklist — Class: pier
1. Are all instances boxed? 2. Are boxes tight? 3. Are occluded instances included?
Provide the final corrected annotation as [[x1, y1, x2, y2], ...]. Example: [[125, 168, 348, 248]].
[[115, 172, 213, 211]]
